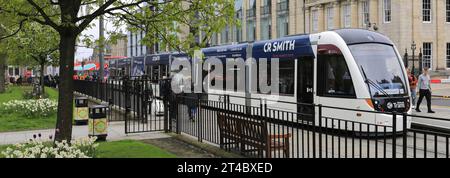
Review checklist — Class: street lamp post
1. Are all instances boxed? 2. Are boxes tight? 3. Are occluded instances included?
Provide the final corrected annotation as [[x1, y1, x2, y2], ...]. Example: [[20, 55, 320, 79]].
[[411, 41, 417, 75]]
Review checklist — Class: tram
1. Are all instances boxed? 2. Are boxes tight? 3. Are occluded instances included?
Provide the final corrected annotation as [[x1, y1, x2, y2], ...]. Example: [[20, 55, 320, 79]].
[[111, 29, 412, 132]]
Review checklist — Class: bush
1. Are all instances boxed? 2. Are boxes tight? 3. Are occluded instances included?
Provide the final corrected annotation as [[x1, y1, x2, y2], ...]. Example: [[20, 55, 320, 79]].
[[0, 99, 58, 117], [1, 136, 99, 158]]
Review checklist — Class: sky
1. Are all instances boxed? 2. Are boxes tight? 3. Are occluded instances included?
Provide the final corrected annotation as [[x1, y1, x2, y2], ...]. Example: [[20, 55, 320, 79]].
[[74, 18, 125, 62]]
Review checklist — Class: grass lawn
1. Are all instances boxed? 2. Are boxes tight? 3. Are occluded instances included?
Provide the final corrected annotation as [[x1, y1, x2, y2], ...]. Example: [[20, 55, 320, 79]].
[[0, 140, 176, 158], [0, 86, 59, 132], [96, 140, 176, 158], [0, 86, 58, 102]]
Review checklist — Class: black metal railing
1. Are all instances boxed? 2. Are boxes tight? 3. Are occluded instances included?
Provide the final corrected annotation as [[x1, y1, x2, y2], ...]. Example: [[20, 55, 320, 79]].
[[75, 77, 450, 158], [74, 76, 165, 132], [168, 93, 450, 158]]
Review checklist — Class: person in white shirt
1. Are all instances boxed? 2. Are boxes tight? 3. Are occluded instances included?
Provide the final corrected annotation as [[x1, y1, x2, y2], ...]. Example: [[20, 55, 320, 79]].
[[415, 67, 434, 113]]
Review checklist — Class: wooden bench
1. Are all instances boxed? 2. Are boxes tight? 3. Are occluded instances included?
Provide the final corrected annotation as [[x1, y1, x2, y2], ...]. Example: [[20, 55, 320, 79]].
[[217, 112, 291, 158]]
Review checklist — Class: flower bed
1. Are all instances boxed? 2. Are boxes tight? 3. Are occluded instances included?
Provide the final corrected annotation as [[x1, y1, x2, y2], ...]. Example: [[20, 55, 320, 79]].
[[0, 99, 57, 117], [1, 136, 98, 158]]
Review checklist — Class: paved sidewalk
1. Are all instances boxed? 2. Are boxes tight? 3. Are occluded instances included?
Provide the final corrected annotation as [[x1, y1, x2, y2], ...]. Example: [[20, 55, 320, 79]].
[[0, 122, 170, 145], [431, 83, 450, 97]]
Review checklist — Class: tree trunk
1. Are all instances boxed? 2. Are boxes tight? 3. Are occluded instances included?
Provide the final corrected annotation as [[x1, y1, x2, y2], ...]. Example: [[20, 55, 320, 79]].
[[40, 61, 45, 97], [54, 33, 76, 142], [0, 53, 6, 93]]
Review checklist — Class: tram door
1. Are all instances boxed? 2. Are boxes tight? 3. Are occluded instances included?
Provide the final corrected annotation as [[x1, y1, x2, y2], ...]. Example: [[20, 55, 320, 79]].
[[297, 57, 314, 121]]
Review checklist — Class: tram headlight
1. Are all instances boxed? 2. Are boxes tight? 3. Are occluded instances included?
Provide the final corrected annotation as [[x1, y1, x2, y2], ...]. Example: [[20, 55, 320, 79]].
[[386, 102, 394, 110]]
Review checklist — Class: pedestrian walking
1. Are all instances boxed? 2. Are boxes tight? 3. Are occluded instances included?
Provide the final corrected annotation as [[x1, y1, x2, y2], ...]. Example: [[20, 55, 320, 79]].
[[416, 67, 435, 113], [407, 68, 417, 108], [184, 92, 197, 121]]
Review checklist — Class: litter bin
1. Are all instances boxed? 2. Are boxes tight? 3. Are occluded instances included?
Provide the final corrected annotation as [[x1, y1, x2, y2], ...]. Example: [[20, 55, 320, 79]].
[[88, 105, 108, 141], [74, 97, 89, 125]]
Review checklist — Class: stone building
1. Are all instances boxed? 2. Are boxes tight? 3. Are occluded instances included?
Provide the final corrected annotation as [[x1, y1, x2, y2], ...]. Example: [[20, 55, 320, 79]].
[[211, 0, 450, 75], [110, 34, 128, 57]]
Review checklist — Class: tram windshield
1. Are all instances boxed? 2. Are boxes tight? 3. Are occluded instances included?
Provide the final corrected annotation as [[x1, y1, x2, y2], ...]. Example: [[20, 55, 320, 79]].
[[349, 43, 407, 97]]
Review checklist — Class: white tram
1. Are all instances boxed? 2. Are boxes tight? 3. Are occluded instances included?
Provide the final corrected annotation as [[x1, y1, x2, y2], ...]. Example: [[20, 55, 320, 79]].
[[112, 29, 412, 132]]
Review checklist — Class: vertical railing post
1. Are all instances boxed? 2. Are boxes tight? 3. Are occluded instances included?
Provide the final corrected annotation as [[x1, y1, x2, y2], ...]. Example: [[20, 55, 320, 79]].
[[392, 112, 397, 158], [197, 97, 202, 142], [259, 98, 263, 116], [263, 99, 267, 117], [318, 104, 322, 158], [124, 76, 130, 134], [312, 103, 317, 158], [163, 99, 169, 133], [176, 94, 180, 134], [263, 98, 268, 158], [403, 113, 408, 158]]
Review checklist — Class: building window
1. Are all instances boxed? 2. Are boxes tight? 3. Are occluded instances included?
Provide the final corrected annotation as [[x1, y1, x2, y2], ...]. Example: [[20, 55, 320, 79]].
[[277, 15, 288, 37], [247, 20, 256, 41], [261, 18, 271, 40], [261, 0, 271, 15], [317, 45, 355, 98], [8, 67, 13, 76], [140, 31, 144, 55], [260, 0, 271, 40], [446, 43, 450, 68], [383, 0, 391, 23], [361, 1, 370, 27], [343, 4, 351, 28], [423, 0, 431, 22], [135, 33, 139, 56], [130, 32, 133, 56], [246, 0, 256, 41], [235, 5, 242, 42], [155, 41, 160, 52], [327, 6, 334, 30], [446, 0, 450, 23], [423, 42, 432, 69], [221, 26, 229, 44], [276, 0, 289, 37], [277, 0, 289, 12], [312, 10, 318, 32], [211, 33, 217, 46]]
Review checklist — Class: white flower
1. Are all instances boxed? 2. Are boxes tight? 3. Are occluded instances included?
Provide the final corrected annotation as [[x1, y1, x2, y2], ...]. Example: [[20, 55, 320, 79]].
[[1, 137, 97, 158]]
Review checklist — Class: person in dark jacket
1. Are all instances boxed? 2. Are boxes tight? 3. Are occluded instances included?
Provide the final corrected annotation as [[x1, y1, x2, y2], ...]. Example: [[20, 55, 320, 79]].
[[16, 75, 22, 85], [185, 92, 198, 121], [180, 75, 196, 121]]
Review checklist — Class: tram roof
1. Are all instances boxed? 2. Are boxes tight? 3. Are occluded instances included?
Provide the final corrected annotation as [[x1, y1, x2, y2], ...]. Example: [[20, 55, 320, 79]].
[[334, 29, 394, 46], [117, 57, 131, 67], [145, 53, 171, 65], [202, 43, 248, 60], [252, 34, 314, 59]]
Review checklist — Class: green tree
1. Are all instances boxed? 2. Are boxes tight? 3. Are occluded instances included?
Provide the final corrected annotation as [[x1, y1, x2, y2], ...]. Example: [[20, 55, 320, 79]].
[[5, 22, 59, 96], [0, 51, 5, 93], [0, 14, 25, 93], [0, 0, 236, 142]]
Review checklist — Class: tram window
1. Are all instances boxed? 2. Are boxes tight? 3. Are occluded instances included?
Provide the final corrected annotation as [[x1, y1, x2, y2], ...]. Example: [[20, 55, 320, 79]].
[[279, 59, 295, 95], [152, 65, 159, 81], [210, 63, 226, 91], [257, 58, 295, 96], [160, 65, 168, 78], [227, 65, 244, 92], [317, 45, 355, 98]]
